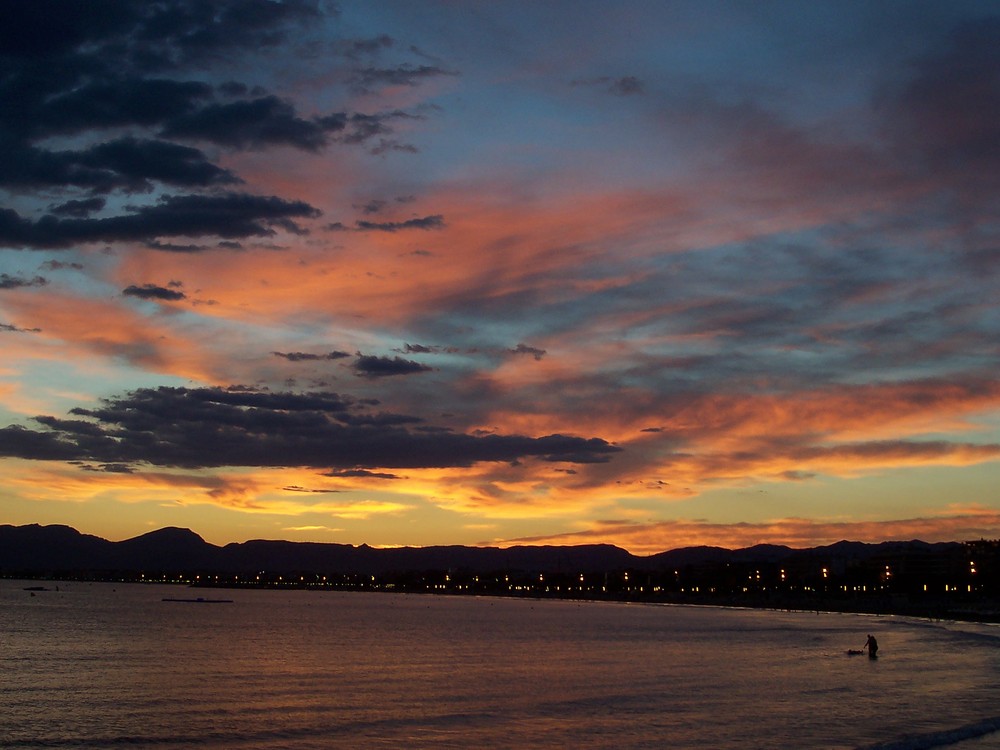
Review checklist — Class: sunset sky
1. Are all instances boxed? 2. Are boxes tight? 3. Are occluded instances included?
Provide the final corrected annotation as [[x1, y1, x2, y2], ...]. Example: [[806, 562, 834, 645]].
[[1, 0, 999, 553]]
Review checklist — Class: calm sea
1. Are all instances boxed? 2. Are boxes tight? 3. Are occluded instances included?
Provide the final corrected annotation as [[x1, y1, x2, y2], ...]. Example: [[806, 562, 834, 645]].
[[2, 581, 1000, 749]]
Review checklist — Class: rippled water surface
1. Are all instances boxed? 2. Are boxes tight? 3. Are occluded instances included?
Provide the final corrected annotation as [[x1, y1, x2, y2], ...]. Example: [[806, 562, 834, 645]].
[[3, 581, 1000, 749]]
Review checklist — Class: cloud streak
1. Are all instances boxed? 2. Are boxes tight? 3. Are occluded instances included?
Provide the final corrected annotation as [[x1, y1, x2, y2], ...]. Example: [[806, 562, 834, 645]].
[[0, 193, 322, 249], [502, 511, 1000, 556], [0, 386, 620, 471]]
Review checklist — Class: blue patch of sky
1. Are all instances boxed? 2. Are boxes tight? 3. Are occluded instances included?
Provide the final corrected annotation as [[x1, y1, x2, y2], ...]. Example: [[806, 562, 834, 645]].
[[0, 357, 191, 426]]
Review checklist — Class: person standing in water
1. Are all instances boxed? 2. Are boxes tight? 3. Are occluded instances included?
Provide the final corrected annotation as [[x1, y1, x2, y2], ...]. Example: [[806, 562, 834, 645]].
[[864, 634, 879, 658]]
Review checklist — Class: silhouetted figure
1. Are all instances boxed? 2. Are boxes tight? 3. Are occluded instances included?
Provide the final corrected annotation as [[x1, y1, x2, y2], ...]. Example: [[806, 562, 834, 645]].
[[864, 634, 878, 659]]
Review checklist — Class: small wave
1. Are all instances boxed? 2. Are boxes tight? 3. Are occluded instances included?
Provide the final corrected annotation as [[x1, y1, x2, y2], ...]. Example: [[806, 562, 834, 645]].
[[856, 716, 1000, 750], [801, 685, 854, 696], [0, 709, 506, 749]]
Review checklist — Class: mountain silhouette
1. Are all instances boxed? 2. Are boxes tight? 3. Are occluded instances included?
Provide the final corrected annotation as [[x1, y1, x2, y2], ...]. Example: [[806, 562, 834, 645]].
[[0, 523, 964, 580]]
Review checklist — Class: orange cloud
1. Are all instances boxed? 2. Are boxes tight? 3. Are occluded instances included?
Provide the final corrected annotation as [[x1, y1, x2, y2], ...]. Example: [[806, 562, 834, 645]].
[[502, 511, 1000, 556], [106, 177, 815, 335], [3, 290, 219, 382], [466, 375, 1000, 491], [0, 460, 410, 520]]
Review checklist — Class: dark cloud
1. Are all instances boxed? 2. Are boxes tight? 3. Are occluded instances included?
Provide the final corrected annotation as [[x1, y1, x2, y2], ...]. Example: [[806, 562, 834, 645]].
[[122, 284, 187, 301], [49, 198, 107, 218], [327, 215, 444, 233], [0, 137, 236, 195], [78, 462, 137, 474], [40, 260, 84, 271], [0, 0, 424, 254], [610, 76, 643, 96], [336, 111, 420, 147], [0, 274, 48, 290], [353, 355, 433, 378], [143, 241, 202, 253], [357, 199, 387, 214], [509, 344, 546, 361], [0, 1, 137, 62], [396, 343, 460, 355], [0, 143, 117, 193], [349, 64, 458, 93], [144, 240, 236, 253], [143, 0, 325, 62], [0, 0, 322, 81], [336, 410, 422, 428], [1, 323, 41, 334], [161, 96, 345, 151], [0, 193, 321, 250], [27, 80, 212, 139], [0, 424, 82, 460], [780, 470, 816, 481], [368, 138, 419, 156], [342, 34, 394, 60], [218, 81, 250, 98], [273, 351, 351, 362], [325, 469, 400, 480], [0, 386, 620, 470], [84, 137, 239, 188], [572, 75, 644, 96], [356, 215, 445, 232]]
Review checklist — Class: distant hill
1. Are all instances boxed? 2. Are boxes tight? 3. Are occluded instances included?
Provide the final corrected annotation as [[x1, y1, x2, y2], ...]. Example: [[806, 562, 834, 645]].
[[0, 524, 639, 576], [0, 523, 966, 579]]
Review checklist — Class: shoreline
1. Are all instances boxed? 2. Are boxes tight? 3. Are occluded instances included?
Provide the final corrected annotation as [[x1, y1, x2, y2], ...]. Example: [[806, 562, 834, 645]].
[[8, 575, 1000, 626]]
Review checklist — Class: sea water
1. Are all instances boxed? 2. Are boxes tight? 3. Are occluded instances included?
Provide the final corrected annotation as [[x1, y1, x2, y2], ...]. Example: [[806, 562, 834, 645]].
[[2, 581, 1000, 749]]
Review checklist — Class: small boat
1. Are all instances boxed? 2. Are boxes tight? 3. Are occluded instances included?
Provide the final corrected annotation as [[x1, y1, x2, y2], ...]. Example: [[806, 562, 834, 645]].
[[161, 597, 233, 603]]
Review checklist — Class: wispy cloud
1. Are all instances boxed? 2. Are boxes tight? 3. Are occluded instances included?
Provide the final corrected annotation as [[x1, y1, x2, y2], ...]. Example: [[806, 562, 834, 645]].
[[502, 512, 1000, 556]]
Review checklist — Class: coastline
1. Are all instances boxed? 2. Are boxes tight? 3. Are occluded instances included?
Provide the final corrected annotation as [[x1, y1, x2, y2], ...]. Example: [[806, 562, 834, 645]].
[[8, 574, 1000, 626]]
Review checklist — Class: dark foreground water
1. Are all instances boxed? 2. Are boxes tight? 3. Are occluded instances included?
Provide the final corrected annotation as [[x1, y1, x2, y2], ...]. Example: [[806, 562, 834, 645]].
[[2, 581, 1000, 749]]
